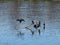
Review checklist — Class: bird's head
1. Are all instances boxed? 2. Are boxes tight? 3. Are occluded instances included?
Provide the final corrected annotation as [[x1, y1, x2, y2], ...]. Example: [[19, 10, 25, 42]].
[[16, 19, 20, 21]]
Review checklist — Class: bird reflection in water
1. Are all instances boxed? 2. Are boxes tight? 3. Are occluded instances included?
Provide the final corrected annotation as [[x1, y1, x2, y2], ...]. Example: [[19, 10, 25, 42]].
[[17, 31, 24, 38]]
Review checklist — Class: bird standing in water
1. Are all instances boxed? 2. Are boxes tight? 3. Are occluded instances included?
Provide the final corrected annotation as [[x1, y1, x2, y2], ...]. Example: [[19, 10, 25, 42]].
[[16, 18, 25, 23], [25, 20, 41, 35], [31, 20, 41, 35], [32, 20, 35, 24], [33, 21, 41, 29], [43, 22, 45, 30]]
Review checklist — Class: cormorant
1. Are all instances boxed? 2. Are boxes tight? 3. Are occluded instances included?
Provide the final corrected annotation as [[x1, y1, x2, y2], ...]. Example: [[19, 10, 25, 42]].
[[32, 20, 35, 24], [43, 22, 45, 30], [16, 18, 25, 23], [33, 21, 40, 29]]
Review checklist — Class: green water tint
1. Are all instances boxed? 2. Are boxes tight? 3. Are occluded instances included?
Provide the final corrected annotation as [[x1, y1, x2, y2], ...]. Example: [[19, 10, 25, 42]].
[[42, 0, 53, 1], [32, 0, 53, 2], [24, 0, 53, 2], [0, 0, 55, 2]]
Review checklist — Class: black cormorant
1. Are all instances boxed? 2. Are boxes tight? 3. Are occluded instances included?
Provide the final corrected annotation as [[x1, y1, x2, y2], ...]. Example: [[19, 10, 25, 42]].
[[16, 18, 25, 23], [33, 21, 40, 29], [43, 22, 45, 30]]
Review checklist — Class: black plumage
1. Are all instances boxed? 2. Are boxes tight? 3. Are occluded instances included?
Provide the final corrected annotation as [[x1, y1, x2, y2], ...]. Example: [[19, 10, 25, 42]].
[[33, 21, 40, 29], [43, 22, 45, 29], [32, 20, 34, 24], [16, 19, 25, 23]]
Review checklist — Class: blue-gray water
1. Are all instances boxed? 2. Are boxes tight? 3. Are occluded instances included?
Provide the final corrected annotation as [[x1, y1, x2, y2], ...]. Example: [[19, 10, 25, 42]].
[[0, 1, 60, 45]]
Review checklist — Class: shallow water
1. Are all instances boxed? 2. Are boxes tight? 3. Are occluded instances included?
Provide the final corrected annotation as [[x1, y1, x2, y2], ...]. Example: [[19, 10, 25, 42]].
[[0, 1, 60, 45]]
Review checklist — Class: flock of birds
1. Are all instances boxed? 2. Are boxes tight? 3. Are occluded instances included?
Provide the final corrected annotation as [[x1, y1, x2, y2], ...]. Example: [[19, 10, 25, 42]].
[[16, 18, 45, 36]]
